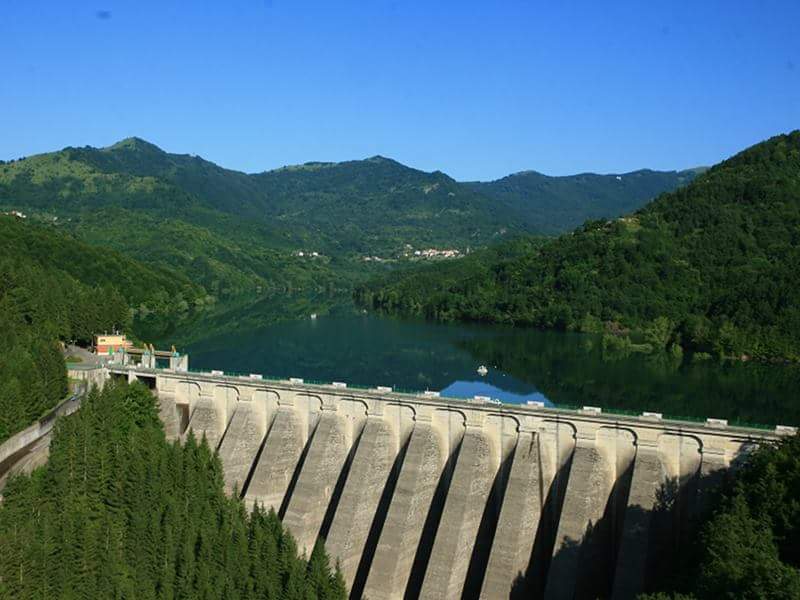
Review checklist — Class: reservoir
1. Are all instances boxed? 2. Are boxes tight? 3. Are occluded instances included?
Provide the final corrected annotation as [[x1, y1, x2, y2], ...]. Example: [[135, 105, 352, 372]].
[[148, 297, 800, 429]]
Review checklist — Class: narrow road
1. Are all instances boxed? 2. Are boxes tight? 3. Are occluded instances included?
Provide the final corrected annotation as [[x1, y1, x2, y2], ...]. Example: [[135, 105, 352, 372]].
[[0, 432, 52, 495], [0, 392, 82, 499]]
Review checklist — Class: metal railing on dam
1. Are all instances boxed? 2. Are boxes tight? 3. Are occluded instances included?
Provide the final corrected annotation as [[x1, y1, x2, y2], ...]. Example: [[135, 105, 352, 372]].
[[99, 364, 794, 600]]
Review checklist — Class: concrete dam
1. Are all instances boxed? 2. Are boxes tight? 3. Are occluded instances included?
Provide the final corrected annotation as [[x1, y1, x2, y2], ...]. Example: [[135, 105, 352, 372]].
[[75, 363, 788, 600]]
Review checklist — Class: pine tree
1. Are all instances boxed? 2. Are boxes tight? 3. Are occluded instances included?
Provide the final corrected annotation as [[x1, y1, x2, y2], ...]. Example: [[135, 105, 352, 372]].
[[0, 381, 348, 600]]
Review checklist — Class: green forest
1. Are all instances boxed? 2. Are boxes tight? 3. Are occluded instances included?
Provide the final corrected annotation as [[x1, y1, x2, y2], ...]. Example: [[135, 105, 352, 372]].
[[465, 167, 700, 235], [358, 131, 800, 362], [0, 215, 348, 599], [0, 216, 201, 443], [640, 433, 800, 599], [0, 137, 691, 298], [0, 380, 346, 600]]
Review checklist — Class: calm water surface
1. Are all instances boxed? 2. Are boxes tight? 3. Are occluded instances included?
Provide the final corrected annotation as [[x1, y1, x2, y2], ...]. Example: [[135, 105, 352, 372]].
[[150, 298, 800, 428]]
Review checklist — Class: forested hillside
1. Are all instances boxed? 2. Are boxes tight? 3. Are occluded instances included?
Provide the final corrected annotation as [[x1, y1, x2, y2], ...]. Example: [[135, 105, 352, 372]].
[[0, 216, 202, 443], [466, 167, 701, 234], [641, 433, 800, 599], [0, 216, 202, 316], [0, 137, 691, 297], [0, 140, 349, 296], [358, 131, 800, 361], [0, 139, 519, 292], [0, 380, 347, 600], [251, 156, 522, 254]]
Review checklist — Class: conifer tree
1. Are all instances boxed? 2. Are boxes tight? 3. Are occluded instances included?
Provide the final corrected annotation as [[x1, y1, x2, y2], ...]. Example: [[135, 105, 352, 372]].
[[0, 381, 347, 600]]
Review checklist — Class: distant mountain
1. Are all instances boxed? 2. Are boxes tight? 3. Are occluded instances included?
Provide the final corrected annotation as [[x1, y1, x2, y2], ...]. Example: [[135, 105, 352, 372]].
[[59, 137, 267, 216], [465, 167, 703, 234], [251, 156, 521, 253], [358, 131, 800, 361], [66, 139, 516, 252], [0, 138, 521, 250], [0, 140, 361, 295], [0, 137, 694, 296]]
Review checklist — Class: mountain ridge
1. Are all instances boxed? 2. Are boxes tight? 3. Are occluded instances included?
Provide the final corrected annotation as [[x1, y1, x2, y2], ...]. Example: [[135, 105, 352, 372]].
[[357, 130, 800, 361], [66, 136, 701, 238], [0, 136, 698, 299], [18, 136, 700, 183], [465, 166, 702, 233]]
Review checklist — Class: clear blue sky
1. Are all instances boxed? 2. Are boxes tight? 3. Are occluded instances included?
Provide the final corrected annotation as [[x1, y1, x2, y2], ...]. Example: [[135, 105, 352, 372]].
[[1, 1, 798, 180]]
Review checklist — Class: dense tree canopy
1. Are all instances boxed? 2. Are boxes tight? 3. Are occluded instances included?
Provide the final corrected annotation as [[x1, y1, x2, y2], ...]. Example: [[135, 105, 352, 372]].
[[465, 167, 700, 235], [640, 433, 800, 599], [358, 131, 800, 361], [0, 216, 201, 443], [0, 381, 347, 600], [0, 136, 691, 297]]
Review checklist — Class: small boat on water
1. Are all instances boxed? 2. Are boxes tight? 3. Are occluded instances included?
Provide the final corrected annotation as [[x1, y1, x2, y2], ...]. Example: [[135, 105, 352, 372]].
[[477, 365, 488, 376], [310, 313, 317, 320]]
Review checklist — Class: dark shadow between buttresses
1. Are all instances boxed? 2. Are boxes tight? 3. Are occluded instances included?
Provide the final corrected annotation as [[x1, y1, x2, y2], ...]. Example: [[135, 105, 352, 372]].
[[508, 465, 726, 600]]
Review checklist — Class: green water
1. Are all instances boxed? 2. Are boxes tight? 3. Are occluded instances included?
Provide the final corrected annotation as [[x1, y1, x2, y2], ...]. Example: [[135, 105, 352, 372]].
[[145, 296, 800, 428]]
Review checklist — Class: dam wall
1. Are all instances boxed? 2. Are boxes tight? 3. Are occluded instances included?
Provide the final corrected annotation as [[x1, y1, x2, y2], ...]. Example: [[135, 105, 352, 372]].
[[106, 365, 791, 599]]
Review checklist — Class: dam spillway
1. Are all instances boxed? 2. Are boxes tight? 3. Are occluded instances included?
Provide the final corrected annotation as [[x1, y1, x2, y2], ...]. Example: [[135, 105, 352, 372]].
[[88, 365, 787, 599]]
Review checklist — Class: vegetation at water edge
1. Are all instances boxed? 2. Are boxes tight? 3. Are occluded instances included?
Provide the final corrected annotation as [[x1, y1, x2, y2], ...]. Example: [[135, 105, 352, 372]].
[[0, 215, 201, 443], [0, 137, 693, 298], [357, 131, 800, 362]]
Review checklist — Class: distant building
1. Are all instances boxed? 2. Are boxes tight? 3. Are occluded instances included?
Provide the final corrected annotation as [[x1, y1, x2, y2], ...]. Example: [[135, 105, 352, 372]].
[[416, 248, 462, 259], [94, 334, 133, 355]]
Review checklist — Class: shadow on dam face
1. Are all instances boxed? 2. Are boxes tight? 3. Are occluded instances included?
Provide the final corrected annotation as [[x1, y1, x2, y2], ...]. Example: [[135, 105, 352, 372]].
[[508, 466, 729, 600], [403, 436, 463, 600], [141, 369, 774, 600], [512, 447, 574, 599], [349, 430, 413, 600], [462, 448, 516, 599], [566, 455, 635, 599]]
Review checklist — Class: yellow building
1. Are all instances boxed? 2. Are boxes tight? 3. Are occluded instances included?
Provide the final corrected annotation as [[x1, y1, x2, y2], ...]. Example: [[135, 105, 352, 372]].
[[94, 334, 132, 355]]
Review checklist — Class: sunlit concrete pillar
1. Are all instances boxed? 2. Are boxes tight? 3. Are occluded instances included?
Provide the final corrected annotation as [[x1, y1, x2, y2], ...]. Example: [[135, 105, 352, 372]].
[[419, 422, 498, 599], [218, 396, 271, 496], [244, 406, 305, 512], [282, 409, 350, 555], [481, 421, 557, 599], [325, 415, 398, 588], [362, 414, 446, 600]]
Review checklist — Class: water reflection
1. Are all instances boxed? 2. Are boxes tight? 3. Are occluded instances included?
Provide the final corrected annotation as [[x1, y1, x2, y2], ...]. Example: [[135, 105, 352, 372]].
[[148, 296, 800, 427], [458, 330, 800, 427], [441, 380, 551, 406]]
